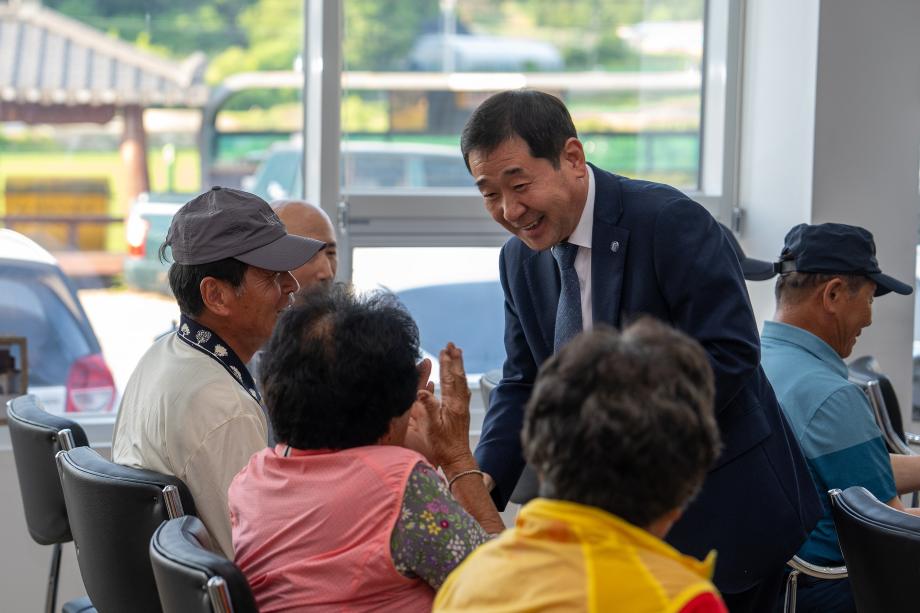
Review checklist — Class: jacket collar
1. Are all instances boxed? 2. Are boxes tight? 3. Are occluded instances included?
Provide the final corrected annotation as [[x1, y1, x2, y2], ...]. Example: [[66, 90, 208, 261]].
[[176, 314, 262, 403]]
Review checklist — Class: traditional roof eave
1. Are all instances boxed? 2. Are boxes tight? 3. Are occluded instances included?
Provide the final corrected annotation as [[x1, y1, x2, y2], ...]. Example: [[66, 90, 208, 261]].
[[0, 1, 209, 108]]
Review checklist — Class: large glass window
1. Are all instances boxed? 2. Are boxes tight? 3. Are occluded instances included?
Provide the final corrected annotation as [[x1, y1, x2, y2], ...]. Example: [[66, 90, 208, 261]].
[[340, 0, 706, 196], [324, 0, 734, 385], [324, 0, 739, 257], [0, 0, 304, 417]]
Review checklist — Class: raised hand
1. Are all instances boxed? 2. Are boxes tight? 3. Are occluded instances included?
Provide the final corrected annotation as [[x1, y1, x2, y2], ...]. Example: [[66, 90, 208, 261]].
[[405, 343, 473, 470]]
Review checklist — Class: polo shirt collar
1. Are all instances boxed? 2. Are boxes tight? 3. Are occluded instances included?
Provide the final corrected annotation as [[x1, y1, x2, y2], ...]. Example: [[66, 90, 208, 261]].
[[761, 320, 848, 378], [176, 313, 262, 403]]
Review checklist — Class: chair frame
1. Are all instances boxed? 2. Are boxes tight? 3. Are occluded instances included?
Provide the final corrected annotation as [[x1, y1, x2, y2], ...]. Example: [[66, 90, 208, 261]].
[[206, 576, 234, 613], [150, 515, 257, 613], [54, 447, 187, 613], [783, 554, 848, 613], [6, 395, 87, 613]]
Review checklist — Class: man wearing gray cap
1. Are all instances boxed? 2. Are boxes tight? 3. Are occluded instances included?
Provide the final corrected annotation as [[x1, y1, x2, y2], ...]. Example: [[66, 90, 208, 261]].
[[760, 222, 914, 612], [112, 187, 325, 557]]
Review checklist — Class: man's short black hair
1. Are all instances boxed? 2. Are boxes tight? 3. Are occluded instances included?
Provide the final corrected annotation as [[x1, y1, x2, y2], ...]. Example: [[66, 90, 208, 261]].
[[460, 89, 578, 171], [523, 319, 721, 528], [259, 284, 421, 450], [774, 272, 870, 306], [161, 241, 248, 317]]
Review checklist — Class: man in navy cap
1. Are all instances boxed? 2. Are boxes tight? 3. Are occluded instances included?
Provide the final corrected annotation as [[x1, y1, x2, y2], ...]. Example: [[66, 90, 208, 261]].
[[112, 187, 325, 557], [761, 222, 914, 612]]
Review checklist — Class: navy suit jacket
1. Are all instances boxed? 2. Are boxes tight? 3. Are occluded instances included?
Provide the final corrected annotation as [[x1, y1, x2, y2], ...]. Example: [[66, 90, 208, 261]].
[[475, 165, 822, 592]]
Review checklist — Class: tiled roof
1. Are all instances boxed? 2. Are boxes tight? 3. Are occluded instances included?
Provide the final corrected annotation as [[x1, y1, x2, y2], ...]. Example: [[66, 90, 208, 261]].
[[0, 1, 208, 107]]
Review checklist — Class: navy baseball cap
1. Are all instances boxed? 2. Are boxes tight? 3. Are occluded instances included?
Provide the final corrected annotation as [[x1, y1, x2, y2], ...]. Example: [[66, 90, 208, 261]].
[[719, 223, 777, 281], [776, 223, 912, 296], [164, 186, 325, 270]]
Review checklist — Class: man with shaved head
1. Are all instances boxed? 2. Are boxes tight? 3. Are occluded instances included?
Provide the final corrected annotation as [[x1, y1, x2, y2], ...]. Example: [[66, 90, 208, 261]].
[[272, 200, 337, 293], [247, 201, 338, 411]]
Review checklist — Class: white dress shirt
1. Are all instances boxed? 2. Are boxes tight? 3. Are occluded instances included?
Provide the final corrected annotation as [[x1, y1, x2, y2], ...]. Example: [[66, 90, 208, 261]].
[[565, 165, 596, 330]]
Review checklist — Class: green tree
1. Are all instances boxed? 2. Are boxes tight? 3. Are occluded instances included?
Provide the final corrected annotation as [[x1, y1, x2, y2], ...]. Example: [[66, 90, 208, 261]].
[[46, 0, 253, 58]]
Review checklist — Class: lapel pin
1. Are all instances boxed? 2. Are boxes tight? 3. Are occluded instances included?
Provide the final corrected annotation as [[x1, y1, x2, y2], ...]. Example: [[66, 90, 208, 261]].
[[610, 241, 620, 253]]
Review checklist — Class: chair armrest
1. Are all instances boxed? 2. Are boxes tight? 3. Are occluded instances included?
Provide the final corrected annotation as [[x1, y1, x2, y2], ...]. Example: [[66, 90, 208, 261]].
[[787, 556, 848, 580]]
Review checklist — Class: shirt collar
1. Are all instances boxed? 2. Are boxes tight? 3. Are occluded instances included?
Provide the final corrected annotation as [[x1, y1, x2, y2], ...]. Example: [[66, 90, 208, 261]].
[[761, 320, 848, 378], [518, 498, 716, 580], [176, 313, 262, 403], [567, 165, 595, 250]]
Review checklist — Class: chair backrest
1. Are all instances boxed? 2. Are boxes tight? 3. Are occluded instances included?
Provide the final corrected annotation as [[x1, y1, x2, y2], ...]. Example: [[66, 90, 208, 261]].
[[479, 368, 501, 408], [830, 486, 920, 613], [56, 446, 197, 613], [6, 394, 89, 545], [150, 516, 258, 613], [848, 356, 908, 454]]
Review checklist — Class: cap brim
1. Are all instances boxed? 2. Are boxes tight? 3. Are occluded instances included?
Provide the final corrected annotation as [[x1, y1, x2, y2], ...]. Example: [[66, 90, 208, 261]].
[[233, 234, 325, 271], [869, 272, 913, 296], [741, 258, 778, 281]]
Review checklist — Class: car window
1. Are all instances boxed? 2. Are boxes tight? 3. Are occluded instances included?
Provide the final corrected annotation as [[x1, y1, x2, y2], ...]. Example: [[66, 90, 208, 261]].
[[0, 269, 93, 386], [422, 156, 471, 187], [251, 150, 300, 201], [348, 154, 409, 187]]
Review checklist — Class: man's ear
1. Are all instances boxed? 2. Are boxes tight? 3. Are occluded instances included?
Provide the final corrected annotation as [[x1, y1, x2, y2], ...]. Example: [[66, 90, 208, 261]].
[[200, 276, 233, 316], [560, 137, 587, 175], [820, 277, 847, 313]]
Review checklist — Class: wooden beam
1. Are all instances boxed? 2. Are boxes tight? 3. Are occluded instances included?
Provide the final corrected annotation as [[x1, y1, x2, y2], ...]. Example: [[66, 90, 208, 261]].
[[119, 104, 149, 212], [0, 102, 116, 124]]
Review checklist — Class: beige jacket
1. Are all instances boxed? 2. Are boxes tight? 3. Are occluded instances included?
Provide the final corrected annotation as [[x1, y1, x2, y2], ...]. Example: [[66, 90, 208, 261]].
[[112, 333, 267, 557]]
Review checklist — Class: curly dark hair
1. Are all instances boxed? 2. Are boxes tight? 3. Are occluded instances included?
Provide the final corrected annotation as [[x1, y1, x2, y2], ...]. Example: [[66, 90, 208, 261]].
[[460, 89, 578, 171], [259, 284, 421, 450], [523, 319, 721, 528]]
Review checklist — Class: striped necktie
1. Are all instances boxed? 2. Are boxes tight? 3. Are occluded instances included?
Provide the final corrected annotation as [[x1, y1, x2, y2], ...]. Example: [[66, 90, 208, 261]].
[[552, 241, 583, 351]]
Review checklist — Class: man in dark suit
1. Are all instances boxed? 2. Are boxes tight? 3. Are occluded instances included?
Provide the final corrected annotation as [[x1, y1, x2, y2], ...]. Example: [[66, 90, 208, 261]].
[[461, 89, 821, 612]]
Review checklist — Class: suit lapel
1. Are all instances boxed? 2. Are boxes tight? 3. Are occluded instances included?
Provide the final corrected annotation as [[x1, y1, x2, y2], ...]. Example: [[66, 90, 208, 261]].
[[522, 250, 559, 357], [589, 165, 628, 328]]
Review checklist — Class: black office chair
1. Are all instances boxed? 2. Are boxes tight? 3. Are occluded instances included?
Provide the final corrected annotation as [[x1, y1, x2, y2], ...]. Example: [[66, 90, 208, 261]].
[[6, 394, 96, 613], [831, 486, 920, 613], [150, 516, 258, 613], [56, 446, 196, 613], [848, 356, 920, 454]]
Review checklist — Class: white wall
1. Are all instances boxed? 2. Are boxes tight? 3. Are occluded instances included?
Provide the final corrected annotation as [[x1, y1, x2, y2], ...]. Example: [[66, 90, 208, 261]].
[[739, 0, 920, 420]]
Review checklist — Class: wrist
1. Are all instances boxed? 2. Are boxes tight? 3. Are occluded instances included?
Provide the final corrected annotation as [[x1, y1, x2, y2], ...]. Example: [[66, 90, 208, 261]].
[[441, 453, 478, 479]]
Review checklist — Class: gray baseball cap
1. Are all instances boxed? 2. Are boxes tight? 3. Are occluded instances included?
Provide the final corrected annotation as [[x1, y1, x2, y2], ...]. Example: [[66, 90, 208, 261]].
[[164, 186, 325, 270]]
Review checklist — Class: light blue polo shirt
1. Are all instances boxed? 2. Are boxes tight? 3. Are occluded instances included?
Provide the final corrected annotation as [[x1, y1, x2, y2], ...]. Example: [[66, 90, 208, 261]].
[[761, 320, 895, 566]]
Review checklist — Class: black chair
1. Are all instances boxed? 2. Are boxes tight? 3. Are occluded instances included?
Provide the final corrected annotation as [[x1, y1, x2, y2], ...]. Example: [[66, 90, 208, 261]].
[[782, 554, 847, 613], [848, 356, 920, 454], [150, 516, 258, 613], [56, 446, 196, 613], [479, 368, 539, 505], [831, 486, 920, 612], [6, 394, 96, 613]]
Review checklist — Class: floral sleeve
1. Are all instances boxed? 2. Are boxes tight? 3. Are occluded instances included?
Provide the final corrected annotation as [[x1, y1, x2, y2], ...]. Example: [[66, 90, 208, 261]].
[[390, 462, 490, 589]]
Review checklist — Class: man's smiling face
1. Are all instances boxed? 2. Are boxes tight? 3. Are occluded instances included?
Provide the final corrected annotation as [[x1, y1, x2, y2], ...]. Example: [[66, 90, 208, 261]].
[[468, 136, 588, 252]]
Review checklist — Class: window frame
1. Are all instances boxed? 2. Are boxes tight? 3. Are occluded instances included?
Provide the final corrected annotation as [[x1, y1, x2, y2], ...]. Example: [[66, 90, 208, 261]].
[[302, 0, 747, 279]]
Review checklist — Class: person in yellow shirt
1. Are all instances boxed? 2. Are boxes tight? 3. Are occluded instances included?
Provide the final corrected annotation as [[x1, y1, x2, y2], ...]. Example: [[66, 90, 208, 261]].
[[434, 319, 728, 613]]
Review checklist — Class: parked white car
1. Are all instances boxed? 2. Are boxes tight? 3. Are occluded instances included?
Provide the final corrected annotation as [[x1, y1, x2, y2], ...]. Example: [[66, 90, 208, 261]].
[[0, 229, 116, 414]]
